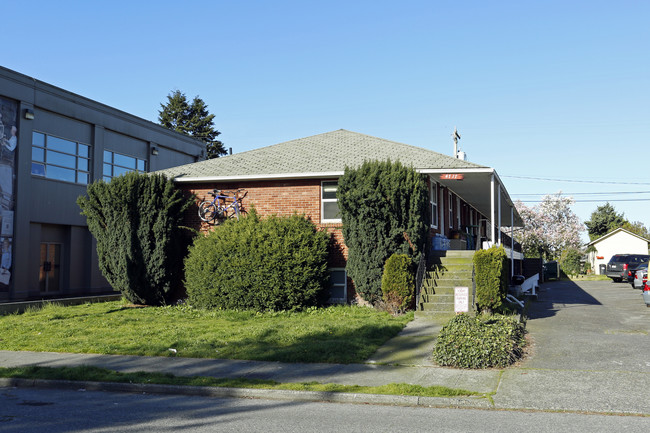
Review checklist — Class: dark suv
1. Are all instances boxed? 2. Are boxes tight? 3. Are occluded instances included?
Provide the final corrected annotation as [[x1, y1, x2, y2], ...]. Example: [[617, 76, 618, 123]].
[[606, 254, 650, 282]]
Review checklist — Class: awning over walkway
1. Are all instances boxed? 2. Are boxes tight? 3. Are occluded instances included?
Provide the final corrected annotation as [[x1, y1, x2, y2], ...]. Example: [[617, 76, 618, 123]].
[[419, 167, 523, 228]]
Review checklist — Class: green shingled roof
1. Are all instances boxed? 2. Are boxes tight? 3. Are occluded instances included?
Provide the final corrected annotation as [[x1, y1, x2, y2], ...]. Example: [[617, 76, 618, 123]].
[[158, 129, 486, 181]]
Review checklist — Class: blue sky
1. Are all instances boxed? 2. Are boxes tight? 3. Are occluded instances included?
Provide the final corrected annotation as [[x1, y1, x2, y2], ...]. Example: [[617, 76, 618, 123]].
[[4, 1, 649, 238]]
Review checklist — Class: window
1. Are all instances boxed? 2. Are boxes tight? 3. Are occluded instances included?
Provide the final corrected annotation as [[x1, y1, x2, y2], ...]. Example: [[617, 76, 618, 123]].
[[31, 132, 90, 184], [103, 150, 147, 181], [430, 180, 438, 228], [457, 199, 461, 229], [321, 180, 341, 222], [327, 268, 347, 303]]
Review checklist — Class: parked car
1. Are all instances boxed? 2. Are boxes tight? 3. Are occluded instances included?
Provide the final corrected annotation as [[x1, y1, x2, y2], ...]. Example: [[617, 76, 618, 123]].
[[644, 280, 650, 307], [607, 254, 650, 282], [628, 263, 648, 287], [633, 265, 647, 290]]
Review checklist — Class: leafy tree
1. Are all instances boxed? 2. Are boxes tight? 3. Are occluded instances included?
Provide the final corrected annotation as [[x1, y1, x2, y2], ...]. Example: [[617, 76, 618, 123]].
[[514, 193, 584, 260], [559, 247, 583, 277], [158, 90, 226, 159], [621, 220, 650, 240], [584, 203, 625, 241], [337, 160, 428, 305], [77, 172, 193, 305]]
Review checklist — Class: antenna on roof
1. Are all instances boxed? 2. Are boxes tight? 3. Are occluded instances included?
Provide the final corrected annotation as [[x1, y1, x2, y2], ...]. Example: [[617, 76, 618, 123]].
[[452, 127, 467, 160], [452, 127, 461, 157]]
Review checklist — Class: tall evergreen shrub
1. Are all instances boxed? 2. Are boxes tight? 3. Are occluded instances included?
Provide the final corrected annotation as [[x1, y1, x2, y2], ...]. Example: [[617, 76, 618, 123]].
[[184, 210, 330, 311], [381, 253, 415, 313], [77, 172, 192, 305], [337, 160, 428, 304], [473, 246, 508, 313]]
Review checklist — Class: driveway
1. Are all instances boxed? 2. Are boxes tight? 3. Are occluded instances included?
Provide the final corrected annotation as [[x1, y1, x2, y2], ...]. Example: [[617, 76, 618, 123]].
[[523, 279, 649, 372]]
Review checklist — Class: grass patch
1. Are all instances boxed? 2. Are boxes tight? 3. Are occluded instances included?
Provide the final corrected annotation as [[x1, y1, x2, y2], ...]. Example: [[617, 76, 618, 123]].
[[568, 275, 610, 281], [0, 366, 479, 398], [0, 301, 412, 363]]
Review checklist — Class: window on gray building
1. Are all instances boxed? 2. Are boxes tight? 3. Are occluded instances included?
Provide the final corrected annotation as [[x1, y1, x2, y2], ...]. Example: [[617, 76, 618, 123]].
[[31, 132, 90, 184], [103, 150, 147, 182]]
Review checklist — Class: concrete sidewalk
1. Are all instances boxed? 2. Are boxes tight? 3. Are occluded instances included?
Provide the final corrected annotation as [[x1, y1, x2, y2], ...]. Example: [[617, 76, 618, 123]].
[[1, 317, 647, 415], [1, 280, 648, 414]]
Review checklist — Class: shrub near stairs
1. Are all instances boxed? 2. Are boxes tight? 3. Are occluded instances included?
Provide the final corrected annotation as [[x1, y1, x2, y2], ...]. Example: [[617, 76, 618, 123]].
[[433, 313, 526, 368], [381, 253, 415, 313], [473, 246, 508, 313]]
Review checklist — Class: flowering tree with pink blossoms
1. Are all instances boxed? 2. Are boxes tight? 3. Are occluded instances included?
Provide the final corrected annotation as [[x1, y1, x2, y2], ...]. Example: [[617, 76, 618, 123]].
[[514, 193, 584, 260]]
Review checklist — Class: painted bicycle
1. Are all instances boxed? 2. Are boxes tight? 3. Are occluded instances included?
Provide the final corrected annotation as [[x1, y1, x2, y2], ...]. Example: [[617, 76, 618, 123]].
[[198, 189, 247, 222]]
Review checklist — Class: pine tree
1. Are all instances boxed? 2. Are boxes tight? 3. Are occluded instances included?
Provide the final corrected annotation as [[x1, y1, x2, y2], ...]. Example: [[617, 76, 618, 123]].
[[584, 203, 625, 241], [158, 90, 226, 159]]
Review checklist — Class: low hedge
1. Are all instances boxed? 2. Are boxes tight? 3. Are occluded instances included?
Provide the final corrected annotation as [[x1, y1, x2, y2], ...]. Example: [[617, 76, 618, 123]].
[[184, 210, 330, 311], [433, 314, 526, 369]]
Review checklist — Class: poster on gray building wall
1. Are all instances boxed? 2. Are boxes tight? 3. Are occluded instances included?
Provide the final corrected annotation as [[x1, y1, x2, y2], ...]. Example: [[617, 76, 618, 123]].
[[0, 96, 17, 288]]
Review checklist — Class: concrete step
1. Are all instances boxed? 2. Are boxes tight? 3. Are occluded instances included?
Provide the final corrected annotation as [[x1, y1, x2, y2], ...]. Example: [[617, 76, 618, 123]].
[[433, 263, 473, 272], [419, 293, 454, 303], [420, 286, 455, 296], [432, 257, 474, 266], [431, 250, 475, 259], [420, 302, 455, 312], [414, 310, 458, 320]]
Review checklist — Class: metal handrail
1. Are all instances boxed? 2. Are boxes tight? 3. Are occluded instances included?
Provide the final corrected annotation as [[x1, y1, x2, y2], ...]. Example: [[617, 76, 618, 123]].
[[414, 246, 427, 308]]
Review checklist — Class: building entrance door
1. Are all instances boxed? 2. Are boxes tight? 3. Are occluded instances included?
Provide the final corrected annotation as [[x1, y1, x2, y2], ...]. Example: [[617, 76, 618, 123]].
[[39, 243, 61, 293]]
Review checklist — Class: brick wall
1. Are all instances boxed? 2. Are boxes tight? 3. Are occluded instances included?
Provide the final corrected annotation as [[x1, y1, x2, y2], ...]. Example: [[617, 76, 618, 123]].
[[178, 178, 356, 301]]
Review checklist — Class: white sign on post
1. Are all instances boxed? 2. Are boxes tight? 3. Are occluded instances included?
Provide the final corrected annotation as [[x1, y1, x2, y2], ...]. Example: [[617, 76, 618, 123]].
[[454, 286, 469, 313]]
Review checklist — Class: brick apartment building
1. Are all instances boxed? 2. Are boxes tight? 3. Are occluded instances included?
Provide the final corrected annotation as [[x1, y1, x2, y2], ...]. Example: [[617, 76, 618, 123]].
[[158, 129, 523, 303]]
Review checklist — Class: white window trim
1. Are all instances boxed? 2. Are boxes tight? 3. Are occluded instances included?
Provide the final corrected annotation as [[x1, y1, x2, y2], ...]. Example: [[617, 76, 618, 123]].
[[430, 179, 438, 229], [321, 180, 342, 223], [327, 268, 347, 303]]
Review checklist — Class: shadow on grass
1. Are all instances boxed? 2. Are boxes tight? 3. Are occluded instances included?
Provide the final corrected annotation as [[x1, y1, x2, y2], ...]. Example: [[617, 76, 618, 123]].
[[526, 279, 602, 320], [191, 322, 406, 364]]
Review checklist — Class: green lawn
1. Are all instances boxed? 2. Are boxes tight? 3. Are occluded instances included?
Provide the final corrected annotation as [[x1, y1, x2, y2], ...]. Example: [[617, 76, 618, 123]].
[[0, 366, 479, 398], [0, 301, 412, 363]]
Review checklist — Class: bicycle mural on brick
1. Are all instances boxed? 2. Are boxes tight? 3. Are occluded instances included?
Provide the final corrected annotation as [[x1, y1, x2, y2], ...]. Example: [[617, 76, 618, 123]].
[[198, 189, 247, 223]]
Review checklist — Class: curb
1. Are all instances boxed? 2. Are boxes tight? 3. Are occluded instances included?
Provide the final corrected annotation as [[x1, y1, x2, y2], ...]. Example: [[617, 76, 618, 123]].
[[0, 378, 492, 409]]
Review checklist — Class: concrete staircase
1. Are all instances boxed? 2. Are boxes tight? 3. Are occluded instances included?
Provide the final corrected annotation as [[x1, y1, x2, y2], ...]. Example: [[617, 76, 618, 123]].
[[415, 250, 475, 319]]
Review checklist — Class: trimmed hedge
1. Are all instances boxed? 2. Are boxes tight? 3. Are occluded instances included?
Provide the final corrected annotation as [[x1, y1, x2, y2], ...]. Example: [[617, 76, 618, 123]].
[[337, 160, 429, 305], [184, 210, 330, 311], [473, 246, 508, 313], [381, 253, 415, 313], [433, 314, 526, 369], [77, 172, 192, 306]]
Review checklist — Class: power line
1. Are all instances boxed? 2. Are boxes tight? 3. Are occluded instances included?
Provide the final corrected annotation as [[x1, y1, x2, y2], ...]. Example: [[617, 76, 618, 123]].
[[518, 198, 650, 203], [503, 175, 650, 186], [512, 191, 650, 196]]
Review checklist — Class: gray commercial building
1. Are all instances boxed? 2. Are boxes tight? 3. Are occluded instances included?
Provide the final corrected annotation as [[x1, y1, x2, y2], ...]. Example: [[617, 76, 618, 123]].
[[0, 66, 205, 302]]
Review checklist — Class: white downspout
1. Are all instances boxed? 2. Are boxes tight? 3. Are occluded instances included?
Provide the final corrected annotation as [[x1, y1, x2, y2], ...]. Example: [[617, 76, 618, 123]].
[[511, 206, 514, 277], [498, 186, 502, 245], [490, 174, 495, 245]]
